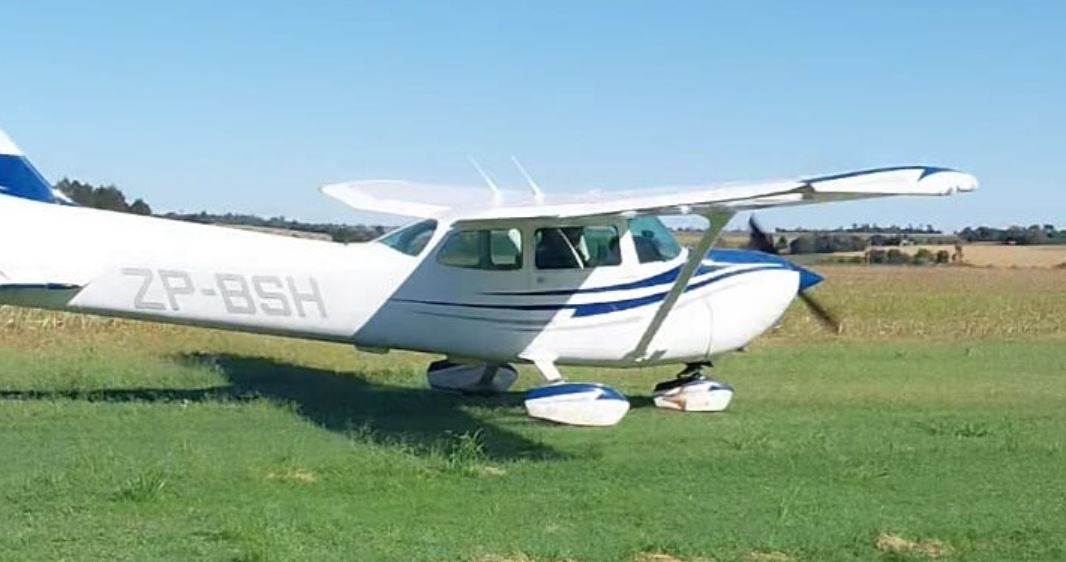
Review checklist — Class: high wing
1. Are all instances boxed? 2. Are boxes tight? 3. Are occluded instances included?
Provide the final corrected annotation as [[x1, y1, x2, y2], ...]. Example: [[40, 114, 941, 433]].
[[323, 165, 977, 361], [321, 166, 977, 223]]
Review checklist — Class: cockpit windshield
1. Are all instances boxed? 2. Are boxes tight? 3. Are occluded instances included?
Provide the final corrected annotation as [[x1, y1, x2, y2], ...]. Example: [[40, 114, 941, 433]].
[[376, 219, 438, 256], [628, 216, 683, 263]]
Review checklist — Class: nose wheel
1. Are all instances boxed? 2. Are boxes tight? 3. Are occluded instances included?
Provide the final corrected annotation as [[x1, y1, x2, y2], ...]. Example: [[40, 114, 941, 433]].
[[652, 362, 734, 412]]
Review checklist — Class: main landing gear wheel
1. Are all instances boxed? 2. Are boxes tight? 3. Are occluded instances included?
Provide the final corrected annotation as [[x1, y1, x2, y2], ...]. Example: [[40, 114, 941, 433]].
[[523, 359, 630, 427], [653, 363, 734, 413]]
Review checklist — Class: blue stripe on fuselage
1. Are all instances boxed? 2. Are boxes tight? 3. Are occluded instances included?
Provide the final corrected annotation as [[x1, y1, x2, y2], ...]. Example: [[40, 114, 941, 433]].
[[483, 262, 723, 296], [394, 263, 787, 318], [569, 264, 783, 317], [484, 249, 796, 298]]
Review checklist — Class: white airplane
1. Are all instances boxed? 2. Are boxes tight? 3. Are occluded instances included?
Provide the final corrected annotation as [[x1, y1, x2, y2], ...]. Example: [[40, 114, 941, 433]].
[[0, 129, 976, 426]]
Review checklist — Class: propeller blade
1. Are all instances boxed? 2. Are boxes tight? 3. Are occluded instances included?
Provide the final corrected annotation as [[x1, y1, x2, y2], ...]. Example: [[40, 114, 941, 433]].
[[748, 215, 842, 334], [798, 290, 842, 334], [747, 216, 777, 254]]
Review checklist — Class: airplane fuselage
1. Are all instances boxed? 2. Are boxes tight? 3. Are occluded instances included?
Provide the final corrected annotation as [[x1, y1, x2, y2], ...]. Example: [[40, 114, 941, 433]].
[[0, 196, 803, 367]]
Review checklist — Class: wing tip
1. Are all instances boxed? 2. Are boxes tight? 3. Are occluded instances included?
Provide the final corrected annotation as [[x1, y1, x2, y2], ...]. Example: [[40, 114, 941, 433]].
[[920, 169, 978, 194], [806, 165, 978, 196]]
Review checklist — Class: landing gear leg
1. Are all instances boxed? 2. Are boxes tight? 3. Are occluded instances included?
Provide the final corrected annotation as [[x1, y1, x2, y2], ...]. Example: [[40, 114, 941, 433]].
[[523, 358, 630, 427], [652, 362, 734, 412]]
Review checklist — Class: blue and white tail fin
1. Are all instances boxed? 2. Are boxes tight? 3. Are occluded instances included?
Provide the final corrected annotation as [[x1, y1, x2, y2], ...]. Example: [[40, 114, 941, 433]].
[[0, 129, 66, 204]]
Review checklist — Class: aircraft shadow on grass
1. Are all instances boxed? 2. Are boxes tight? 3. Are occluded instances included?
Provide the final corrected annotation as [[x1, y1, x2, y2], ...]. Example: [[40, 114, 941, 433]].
[[0, 353, 565, 463]]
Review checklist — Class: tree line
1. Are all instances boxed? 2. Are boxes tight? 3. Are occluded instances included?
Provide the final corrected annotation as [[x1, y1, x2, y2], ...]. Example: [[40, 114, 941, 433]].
[[784, 226, 1063, 255], [53, 178, 387, 243], [55, 179, 154, 215], [162, 211, 387, 243], [957, 225, 1066, 245], [782, 223, 942, 234]]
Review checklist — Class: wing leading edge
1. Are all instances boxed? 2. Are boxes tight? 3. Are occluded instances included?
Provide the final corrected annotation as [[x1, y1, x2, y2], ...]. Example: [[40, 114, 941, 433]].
[[321, 166, 977, 223]]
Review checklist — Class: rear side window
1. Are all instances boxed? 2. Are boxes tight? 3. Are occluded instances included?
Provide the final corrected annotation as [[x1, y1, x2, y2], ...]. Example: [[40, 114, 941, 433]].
[[437, 228, 523, 270], [535, 225, 622, 269]]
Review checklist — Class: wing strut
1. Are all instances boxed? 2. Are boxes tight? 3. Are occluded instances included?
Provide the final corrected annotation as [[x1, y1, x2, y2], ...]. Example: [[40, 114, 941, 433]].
[[630, 211, 734, 360]]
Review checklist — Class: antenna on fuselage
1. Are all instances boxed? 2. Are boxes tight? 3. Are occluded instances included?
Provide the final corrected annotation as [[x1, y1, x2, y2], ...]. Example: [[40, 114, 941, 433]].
[[511, 156, 545, 202], [468, 157, 502, 202]]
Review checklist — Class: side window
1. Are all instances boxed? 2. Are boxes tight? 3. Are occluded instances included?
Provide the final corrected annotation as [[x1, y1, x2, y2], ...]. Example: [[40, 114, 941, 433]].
[[628, 216, 682, 263], [437, 228, 523, 270], [535, 225, 621, 270]]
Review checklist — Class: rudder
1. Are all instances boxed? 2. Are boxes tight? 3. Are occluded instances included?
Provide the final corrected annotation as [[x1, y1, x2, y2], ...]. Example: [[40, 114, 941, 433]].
[[0, 129, 61, 204]]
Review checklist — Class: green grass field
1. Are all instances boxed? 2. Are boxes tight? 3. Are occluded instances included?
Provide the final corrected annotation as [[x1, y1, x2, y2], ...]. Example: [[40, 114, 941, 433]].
[[2, 267, 1065, 562]]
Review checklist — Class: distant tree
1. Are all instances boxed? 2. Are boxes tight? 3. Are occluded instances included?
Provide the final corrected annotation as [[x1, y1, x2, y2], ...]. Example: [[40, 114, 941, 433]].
[[129, 198, 153, 215], [54, 177, 390, 242], [960, 225, 1009, 243], [54, 178, 95, 206], [870, 234, 904, 246], [886, 248, 908, 265], [913, 248, 935, 265], [788, 233, 867, 254], [55, 178, 133, 212], [161, 211, 388, 243], [822, 234, 867, 253], [814, 235, 835, 253], [789, 234, 817, 255], [93, 186, 129, 212], [1020, 228, 1050, 245], [1004, 226, 1027, 244], [935, 250, 951, 264], [866, 249, 887, 264]]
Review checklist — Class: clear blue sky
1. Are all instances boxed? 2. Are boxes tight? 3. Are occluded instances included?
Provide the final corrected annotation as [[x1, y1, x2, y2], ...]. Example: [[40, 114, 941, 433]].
[[3, 1, 1063, 230]]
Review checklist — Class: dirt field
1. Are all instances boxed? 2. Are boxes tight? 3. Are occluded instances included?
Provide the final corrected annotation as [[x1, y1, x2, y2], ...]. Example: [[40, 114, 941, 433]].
[[682, 231, 1066, 268], [771, 265, 1066, 340]]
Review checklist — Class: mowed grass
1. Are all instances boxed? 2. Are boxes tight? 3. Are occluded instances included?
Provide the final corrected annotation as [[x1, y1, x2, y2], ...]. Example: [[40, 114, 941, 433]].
[[1, 267, 1065, 562]]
